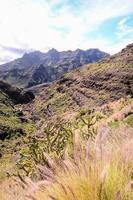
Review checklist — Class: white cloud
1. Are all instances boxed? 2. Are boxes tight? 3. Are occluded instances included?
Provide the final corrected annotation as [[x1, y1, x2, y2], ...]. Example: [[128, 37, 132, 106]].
[[0, 0, 133, 63], [117, 17, 133, 38]]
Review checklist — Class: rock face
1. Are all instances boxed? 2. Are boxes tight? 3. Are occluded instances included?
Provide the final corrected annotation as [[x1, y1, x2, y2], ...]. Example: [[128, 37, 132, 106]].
[[0, 48, 109, 88]]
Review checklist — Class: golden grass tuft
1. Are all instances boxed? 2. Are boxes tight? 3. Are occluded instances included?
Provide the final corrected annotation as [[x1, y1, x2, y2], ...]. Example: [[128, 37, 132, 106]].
[[29, 127, 133, 200]]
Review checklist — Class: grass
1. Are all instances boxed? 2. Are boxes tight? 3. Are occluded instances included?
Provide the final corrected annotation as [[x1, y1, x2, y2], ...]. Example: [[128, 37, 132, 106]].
[[108, 120, 120, 129], [51, 94, 70, 112], [123, 114, 133, 126], [0, 154, 16, 181], [33, 128, 133, 200]]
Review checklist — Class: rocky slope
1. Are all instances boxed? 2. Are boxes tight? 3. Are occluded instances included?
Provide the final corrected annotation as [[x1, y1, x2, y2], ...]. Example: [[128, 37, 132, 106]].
[[101, 43, 133, 64], [24, 43, 133, 123], [0, 48, 108, 88]]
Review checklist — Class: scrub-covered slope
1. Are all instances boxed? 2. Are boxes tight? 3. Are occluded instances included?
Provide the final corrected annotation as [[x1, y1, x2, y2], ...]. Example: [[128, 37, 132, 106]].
[[26, 43, 133, 123], [0, 81, 35, 140], [0, 81, 36, 180]]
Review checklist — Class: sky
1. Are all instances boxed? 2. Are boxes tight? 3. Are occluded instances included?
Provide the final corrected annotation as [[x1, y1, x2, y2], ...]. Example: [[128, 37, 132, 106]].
[[0, 0, 133, 64]]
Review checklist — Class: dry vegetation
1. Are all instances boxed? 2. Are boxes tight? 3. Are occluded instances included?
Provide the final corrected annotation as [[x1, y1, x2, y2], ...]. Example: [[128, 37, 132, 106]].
[[1, 97, 133, 200], [33, 129, 133, 200]]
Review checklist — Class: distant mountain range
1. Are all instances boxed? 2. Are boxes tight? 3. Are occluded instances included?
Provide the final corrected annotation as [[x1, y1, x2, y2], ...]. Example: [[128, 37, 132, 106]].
[[0, 48, 109, 88]]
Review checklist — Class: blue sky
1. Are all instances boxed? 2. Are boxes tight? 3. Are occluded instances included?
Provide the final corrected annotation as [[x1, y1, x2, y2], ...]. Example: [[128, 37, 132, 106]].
[[0, 0, 133, 64]]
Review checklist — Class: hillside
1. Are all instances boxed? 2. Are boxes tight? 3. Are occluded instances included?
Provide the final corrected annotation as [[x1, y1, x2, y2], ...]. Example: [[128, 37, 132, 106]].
[[1, 88, 133, 199], [101, 43, 133, 64], [0, 43, 133, 200], [0, 48, 108, 88], [0, 80, 35, 140], [24, 43, 133, 124], [0, 82, 36, 179]]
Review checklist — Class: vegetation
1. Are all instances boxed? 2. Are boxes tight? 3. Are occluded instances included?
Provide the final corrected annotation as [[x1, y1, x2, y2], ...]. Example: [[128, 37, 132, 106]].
[[0, 97, 133, 199], [0, 44, 133, 199], [1, 104, 133, 199], [33, 130, 133, 200], [0, 86, 36, 181]]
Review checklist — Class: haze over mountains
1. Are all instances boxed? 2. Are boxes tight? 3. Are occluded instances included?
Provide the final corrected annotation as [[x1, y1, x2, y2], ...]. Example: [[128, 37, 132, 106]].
[[0, 48, 108, 88]]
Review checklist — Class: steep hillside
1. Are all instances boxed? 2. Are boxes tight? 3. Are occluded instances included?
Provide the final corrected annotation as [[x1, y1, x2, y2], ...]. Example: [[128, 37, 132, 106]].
[[0, 81, 36, 180], [0, 48, 108, 88], [0, 81, 49, 180], [25, 43, 133, 123], [0, 81, 35, 140]]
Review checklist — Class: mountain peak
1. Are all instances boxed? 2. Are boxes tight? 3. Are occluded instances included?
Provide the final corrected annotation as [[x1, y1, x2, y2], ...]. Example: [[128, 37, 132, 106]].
[[22, 50, 44, 58], [75, 48, 83, 52], [47, 48, 58, 54]]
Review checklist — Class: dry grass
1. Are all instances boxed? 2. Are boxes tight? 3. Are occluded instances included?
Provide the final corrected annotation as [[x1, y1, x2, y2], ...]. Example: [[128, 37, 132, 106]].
[[1, 127, 133, 200], [1, 126, 133, 200], [26, 125, 133, 200]]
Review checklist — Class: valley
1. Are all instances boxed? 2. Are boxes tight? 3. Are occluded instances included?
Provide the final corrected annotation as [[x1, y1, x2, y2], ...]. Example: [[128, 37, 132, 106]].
[[0, 43, 133, 200]]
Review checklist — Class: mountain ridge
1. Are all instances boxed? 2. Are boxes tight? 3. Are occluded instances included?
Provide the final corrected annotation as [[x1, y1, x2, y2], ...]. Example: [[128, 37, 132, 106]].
[[0, 48, 109, 88]]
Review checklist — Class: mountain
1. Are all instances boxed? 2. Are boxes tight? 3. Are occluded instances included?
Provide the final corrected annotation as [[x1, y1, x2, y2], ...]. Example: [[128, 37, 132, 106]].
[[0, 48, 109, 88], [24, 43, 133, 123]]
